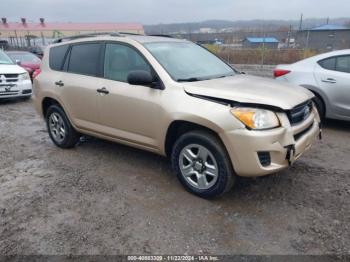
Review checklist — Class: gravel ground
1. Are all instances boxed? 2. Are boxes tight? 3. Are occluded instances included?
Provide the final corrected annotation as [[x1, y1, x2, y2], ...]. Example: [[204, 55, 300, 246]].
[[0, 98, 349, 256]]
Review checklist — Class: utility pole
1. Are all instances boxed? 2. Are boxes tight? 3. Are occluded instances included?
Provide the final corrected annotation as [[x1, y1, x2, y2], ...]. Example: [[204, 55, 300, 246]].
[[287, 24, 292, 48], [299, 14, 303, 31]]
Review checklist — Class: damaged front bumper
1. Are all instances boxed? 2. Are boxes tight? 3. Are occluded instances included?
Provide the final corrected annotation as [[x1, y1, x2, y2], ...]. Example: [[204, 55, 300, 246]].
[[220, 110, 321, 177]]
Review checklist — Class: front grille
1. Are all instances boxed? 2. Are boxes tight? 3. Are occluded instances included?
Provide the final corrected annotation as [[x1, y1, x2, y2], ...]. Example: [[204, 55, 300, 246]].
[[294, 122, 314, 141], [287, 100, 313, 125], [258, 152, 271, 167], [0, 74, 19, 83]]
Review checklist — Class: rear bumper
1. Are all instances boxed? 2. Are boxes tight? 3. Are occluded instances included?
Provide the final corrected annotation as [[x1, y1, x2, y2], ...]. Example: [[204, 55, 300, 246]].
[[221, 110, 321, 177], [0, 80, 32, 99]]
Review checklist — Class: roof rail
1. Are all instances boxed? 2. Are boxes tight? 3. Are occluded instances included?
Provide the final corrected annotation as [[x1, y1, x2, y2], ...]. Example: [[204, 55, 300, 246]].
[[52, 32, 124, 43], [148, 34, 174, 38]]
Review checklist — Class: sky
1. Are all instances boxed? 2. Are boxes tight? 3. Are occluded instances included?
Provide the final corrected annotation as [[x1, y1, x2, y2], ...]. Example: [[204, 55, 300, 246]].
[[2, 0, 350, 24]]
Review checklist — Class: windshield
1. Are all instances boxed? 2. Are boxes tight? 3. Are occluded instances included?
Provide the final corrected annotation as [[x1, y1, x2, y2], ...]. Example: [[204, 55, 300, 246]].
[[144, 42, 235, 82], [7, 52, 41, 64], [0, 51, 14, 65]]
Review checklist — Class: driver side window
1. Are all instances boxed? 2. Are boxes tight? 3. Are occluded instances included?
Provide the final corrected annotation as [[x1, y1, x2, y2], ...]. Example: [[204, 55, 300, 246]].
[[104, 43, 152, 82]]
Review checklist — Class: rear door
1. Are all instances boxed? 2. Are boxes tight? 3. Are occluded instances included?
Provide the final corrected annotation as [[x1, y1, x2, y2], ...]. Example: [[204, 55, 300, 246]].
[[57, 42, 104, 130], [314, 55, 350, 118]]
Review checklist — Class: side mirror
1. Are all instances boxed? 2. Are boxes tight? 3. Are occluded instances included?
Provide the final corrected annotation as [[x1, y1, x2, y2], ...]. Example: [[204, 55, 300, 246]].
[[127, 70, 163, 89], [15, 59, 21, 65]]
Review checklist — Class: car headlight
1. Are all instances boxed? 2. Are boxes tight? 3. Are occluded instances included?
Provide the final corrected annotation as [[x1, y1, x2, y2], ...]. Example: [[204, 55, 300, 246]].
[[231, 107, 280, 130], [19, 72, 30, 81]]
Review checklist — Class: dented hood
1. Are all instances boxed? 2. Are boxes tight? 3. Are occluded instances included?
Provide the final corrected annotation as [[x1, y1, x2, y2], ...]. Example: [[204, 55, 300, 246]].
[[182, 75, 314, 110]]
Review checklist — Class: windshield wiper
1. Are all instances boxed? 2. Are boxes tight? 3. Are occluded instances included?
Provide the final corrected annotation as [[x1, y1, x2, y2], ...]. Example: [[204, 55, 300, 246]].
[[177, 77, 202, 82]]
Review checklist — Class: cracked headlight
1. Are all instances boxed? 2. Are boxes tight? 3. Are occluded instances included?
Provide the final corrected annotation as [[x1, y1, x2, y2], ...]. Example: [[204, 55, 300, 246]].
[[231, 107, 280, 130]]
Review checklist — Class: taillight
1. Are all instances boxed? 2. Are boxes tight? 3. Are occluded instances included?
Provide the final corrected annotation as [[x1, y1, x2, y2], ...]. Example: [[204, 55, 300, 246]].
[[32, 68, 41, 79], [274, 69, 291, 78]]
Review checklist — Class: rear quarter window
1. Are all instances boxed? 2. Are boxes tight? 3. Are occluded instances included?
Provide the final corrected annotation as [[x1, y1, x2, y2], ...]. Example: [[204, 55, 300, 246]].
[[318, 57, 336, 71], [49, 45, 69, 71], [318, 55, 350, 73]]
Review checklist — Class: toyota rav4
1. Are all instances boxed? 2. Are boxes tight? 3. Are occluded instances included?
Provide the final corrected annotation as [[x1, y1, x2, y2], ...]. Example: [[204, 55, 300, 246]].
[[33, 33, 321, 198]]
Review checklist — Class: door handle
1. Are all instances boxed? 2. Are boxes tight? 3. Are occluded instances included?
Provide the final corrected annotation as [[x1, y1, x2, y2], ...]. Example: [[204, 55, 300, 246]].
[[321, 78, 337, 84], [97, 87, 109, 94], [55, 80, 64, 87]]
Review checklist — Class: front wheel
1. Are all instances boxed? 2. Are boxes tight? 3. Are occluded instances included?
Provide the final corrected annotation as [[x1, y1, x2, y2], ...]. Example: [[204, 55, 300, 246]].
[[313, 96, 325, 119], [46, 104, 80, 148], [171, 130, 235, 198]]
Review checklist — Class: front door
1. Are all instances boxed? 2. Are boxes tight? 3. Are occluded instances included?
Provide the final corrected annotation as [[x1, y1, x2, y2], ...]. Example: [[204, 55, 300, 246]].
[[97, 42, 164, 149]]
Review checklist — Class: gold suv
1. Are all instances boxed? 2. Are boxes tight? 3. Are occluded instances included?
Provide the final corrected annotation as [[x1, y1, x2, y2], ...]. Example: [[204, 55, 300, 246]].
[[33, 33, 321, 198]]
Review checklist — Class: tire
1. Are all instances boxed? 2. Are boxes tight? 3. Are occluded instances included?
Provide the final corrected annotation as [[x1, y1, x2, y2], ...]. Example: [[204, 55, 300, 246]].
[[171, 130, 235, 198], [46, 104, 80, 148], [313, 95, 325, 119]]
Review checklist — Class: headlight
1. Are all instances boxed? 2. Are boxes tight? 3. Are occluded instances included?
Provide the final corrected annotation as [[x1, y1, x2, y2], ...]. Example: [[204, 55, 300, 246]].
[[231, 107, 280, 130], [19, 72, 30, 81]]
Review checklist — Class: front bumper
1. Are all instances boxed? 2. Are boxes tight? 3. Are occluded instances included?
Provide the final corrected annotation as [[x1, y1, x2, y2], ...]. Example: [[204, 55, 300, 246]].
[[0, 80, 32, 99], [221, 110, 321, 177]]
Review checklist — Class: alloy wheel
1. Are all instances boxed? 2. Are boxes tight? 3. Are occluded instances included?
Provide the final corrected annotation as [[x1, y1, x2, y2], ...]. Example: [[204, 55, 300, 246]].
[[179, 144, 219, 190]]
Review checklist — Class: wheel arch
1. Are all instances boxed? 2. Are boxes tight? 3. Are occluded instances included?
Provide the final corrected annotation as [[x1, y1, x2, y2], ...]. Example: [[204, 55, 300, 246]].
[[164, 120, 225, 158], [42, 97, 62, 118]]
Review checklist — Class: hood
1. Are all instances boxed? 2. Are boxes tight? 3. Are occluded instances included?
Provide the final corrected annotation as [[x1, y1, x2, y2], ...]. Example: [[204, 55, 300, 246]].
[[0, 64, 27, 74], [182, 75, 314, 110]]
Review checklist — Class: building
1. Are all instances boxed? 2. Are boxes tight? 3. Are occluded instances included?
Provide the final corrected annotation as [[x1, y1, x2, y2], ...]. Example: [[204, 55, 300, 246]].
[[0, 18, 144, 47], [296, 24, 350, 51], [242, 37, 279, 49]]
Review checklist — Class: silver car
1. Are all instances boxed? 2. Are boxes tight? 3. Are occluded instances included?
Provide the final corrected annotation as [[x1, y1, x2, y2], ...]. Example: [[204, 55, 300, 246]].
[[274, 49, 350, 121]]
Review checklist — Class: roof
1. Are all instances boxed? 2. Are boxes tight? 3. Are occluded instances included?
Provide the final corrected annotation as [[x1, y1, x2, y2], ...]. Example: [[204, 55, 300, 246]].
[[310, 24, 349, 31], [51, 34, 187, 46], [128, 35, 186, 43], [245, 37, 279, 43], [0, 22, 143, 32]]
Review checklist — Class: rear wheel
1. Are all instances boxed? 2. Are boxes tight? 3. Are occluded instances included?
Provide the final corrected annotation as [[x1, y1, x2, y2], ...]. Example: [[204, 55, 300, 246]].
[[46, 104, 80, 148], [171, 130, 235, 198]]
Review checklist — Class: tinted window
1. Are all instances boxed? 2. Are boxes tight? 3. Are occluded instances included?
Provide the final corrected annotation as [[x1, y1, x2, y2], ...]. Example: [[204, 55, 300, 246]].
[[104, 43, 151, 82], [68, 43, 102, 77], [318, 57, 336, 71], [336, 56, 350, 73], [49, 45, 69, 71]]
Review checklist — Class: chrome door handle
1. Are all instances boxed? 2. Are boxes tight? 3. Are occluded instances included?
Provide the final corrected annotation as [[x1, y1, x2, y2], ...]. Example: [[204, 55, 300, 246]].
[[321, 78, 336, 84], [97, 87, 109, 94], [55, 80, 64, 87]]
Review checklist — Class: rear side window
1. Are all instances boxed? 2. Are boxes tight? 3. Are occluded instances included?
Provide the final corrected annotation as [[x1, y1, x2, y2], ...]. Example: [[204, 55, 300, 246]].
[[336, 56, 350, 73], [318, 57, 336, 71], [68, 43, 103, 77], [318, 55, 350, 73], [49, 45, 69, 71]]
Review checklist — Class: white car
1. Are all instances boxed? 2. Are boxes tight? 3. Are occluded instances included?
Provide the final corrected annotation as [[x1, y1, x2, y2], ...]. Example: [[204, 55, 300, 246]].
[[274, 50, 350, 121], [0, 50, 32, 99]]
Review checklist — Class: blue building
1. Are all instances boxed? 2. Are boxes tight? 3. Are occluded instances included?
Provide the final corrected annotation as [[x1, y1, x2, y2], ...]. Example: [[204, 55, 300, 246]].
[[242, 37, 279, 49]]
